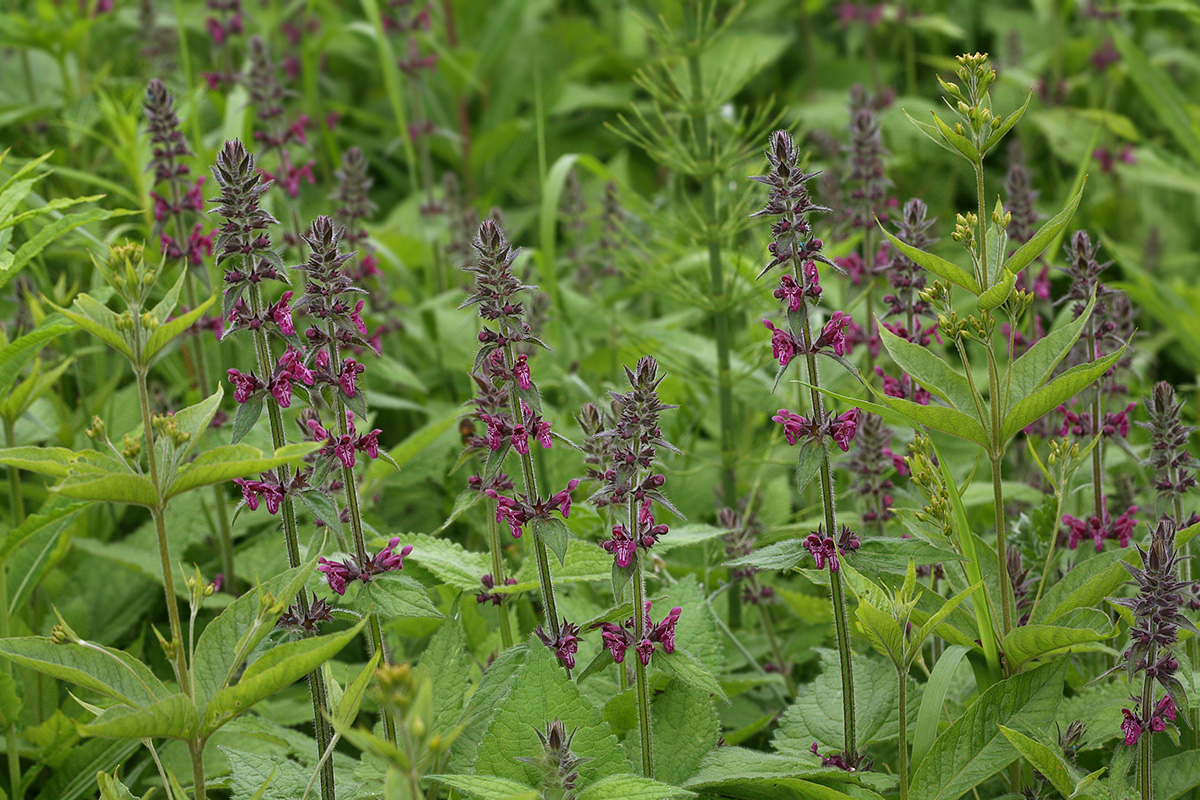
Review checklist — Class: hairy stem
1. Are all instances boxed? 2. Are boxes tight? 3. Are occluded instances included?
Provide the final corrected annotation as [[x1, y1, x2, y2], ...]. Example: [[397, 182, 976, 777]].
[[631, 497, 654, 779], [485, 498, 515, 649], [1140, 668, 1154, 800], [189, 740, 207, 800], [898, 666, 909, 800]]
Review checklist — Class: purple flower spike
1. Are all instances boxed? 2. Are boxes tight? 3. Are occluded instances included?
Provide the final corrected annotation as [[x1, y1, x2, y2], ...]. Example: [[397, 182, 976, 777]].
[[227, 369, 262, 403], [318, 557, 353, 595], [830, 408, 861, 452], [270, 291, 295, 335]]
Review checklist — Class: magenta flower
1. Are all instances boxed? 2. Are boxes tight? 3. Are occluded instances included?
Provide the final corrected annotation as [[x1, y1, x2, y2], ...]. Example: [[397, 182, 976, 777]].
[[774, 274, 804, 311], [830, 408, 861, 452], [358, 428, 382, 459], [513, 353, 533, 390], [1063, 500, 1138, 551], [550, 479, 579, 517], [270, 291, 295, 335], [318, 538, 413, 595], [603, 524, 637, 568], [772, 409, 812, 446], [317, 557, 352, 595], [815, 311, 852, 356], [1121, 708, 1142, 746], [804, 531, 840, 571], [270, 375, 293, 408], [536, 620, 582, 669], [350, 299, 368, 336], [600, 622, 633, 663], [227, 369, 262, 403], [651, 606, 682, 653], [339, 359, 364, 397], [233, 477, 264, 511], [763, 319, 797, 367]]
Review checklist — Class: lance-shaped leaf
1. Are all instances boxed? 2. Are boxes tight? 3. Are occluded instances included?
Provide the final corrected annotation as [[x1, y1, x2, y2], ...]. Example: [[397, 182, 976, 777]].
[[141, 292, 216, 367], [1006, 294, 1096, 414], [996, 726, 1078, 797], [201, 618, 364, 736], [911, 645, 972, 770], [77, 693, 198, 741], [7, 207, 135, 287], [931, 112, 981, 161], [654, 646, 729, 704], [976, 268, 1014, 312], [165, 441, 320, 499], [0, 318, 73, 389], [1004, 181, 1086, 278], [0, 446, 79, 478], [1001, 607, 1115, 670], [877, 393, 990, 449], [230, 394, 264, 445], [51, 294, 133, 361], [908, 660, 1068, 800], [981, 92, 1032, 155], [192, 563, 317, 714], [0, 501, 87, 562], [0, 637, 168, 707], [158, 388, 224, 468], [1000, 344, 1127, 442], [877, 325, 975, 412], [879, 225, 981, 295], [1030, 547, 1132, 625], [54, 465, 158, 507]]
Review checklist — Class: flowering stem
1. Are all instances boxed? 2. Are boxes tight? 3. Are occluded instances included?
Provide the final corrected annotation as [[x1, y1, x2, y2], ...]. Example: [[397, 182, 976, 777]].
[[322, 322, 400, 748], [799, 309, 856, 755], [244, 287, 342, 792], [1140, 669, 1154, 800], [630, 495, 654, 779], [500, 348, 562, 644], [485, 499, 515, 649]]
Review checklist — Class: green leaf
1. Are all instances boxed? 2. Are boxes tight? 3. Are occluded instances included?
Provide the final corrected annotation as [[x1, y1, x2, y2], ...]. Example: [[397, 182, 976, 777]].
[[976, 268, 1015, 312], [0, 637, 168, 708], [222, 748, 310, 800], [647, 680, 718, 787], [877, 392, 990, 449], [996, 726, 1077, 797], [7, 208, 134, 288], [534, 516, 569, 566], [353, 573, 443, 620], [202, 619, 364, 736], [473, 636, 631, 786], [684, 748, 886, 797], [335, 650, 381, 729], [53, 294, 133, 361], [654, 647, 729, 704], [77, 693, 198, 740], [1153, 751, 1200, 800], [392, 533, 490, 591], [53, 466, 158, 507], [96, 771, 140, 800], [908, 660, 1068, 800], [773, 649, 907, 752], [576, 774, 696, 800], [878, 225, 981, 295], [1110, 28, 1200, 164], [192, 563, 317, 714], [294, 489, 343, 538], [1006, 294, 1096, 413], [727, 540, 806, 572], [876, 326, 974, 411], [419, 617, 470, 732], [1031, 548, 1132, 625], [0, 501, 87, 562], [424, 775, 537, 800], [982, 92, 1032, 155], [33, 739, 140, 800], [1000, 345, 1127, 441], [230, 394, 264, 445], [142, 291, 215, 366], [931, 111, 981, 161], [1004, 181, 1086, 278], [0, 319, 73, 390], [0, 446, 80, 478], [912, 645, 972, 770], [166, 442, 320, 499], [164, 388, 224, 466], [795, 437, 825, 493], [1001, 607, 1115, 669]]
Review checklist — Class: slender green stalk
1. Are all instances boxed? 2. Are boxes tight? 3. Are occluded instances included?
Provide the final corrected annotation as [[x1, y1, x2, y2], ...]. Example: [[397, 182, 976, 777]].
[[245, 286, 342, 792], [4, 420, 24, 526], [758, 603, 795, 699], [189, 741, 207, 800], [987, 353, 1015, 641], [799, 319, 856, 755], [631, 497, 653, 779], [897, 668, 909, 800], [1140, 668, 1154, 800]]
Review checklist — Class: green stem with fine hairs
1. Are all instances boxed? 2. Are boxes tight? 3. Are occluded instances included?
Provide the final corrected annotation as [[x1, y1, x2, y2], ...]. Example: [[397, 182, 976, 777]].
[[630, 494, 654, 779]]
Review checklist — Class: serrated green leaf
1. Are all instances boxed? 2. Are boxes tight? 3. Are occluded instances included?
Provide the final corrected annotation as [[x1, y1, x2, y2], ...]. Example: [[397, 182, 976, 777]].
[[163, 388, 224, 466], [909, 660, 1068, 800], [576, 774, 696, 800], [354, 573, 443, 620], [1004, 181, 1086, 278], [727, 540, 806, 572], [654, 647, 729, 704], [0, 446, 80, 478], [647, 680, 718, 786], [1006, 294, 1096, 413], [878, 225, 981, 295], [294, 488, 343, 538], [424, 775, 537, 800], [473, 636, 631, 785], [419, 618, 469, 732], [877, 326, 975, 411], [77, 693, 198, 740], [996, 726, 1077, 797], [202, 619, 363, 736], [222, 748, 310, 800], [684, 747, 883, 797], [877, 392, 991, 449], [1031, 548, 1133, 625], [534, 516, 569, 566], [395, 533, 491, 591], [166, 442, 320, 499], [1153, 751, 1200, 800], [795, 437, 824, 493], [336, 649, 381, 728], [1001, 345, 1127, 441]]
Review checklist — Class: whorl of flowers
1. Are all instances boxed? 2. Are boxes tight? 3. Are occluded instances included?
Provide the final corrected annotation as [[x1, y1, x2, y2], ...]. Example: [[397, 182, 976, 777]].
[[596, 601, 682, 666], [1111, 519, 1196, 745], [211, 139, 285, 289], [318, 537, 413, 595], [144, 80, 213, 270], [843, 84, 892, 230]]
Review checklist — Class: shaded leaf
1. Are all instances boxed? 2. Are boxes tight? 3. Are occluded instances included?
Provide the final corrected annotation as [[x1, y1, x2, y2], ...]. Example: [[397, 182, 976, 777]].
[[77, 693, 198, 740]]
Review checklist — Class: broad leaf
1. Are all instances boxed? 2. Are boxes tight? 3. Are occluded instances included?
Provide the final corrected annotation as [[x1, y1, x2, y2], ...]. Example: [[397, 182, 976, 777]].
[[533, 516, 569, 566], [77, 693, 198, 740], [877, 326, 974, 412], [877, 393, 990, 449], [230, 394, 264, 445], [0, 501, 87, 562], [684, 748, 887, 797], [7, 208, 134, 286], [54, 467, 158, 507], [201, 619, 364, 735], [142, 292, 216, 366], [1031, 548, 1133, 625], [0, 638, 168, 708], [0, 446, 79, 478], [982, 92, 1032, 155], [648, 680, 718, 786], [0, 319, 73, 390], [419, 618, 470, 732], [908, 660, 1068, 800], [54, 294, 133, 361], [727, 540, 806, 572], [576, 774, 696, 800], [1000, 345, 1127, 441], [353, 573, 443, 620], [166, 442, 320, 499], [1153, 751, 1200, 800], [473, 636, 631, 786], [654, 647, 728, 704], [424, 775, 537, 800], [996, 726, 1077, 797], [1002, 608, 1115, 669], [392, 534, 490, 591]]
